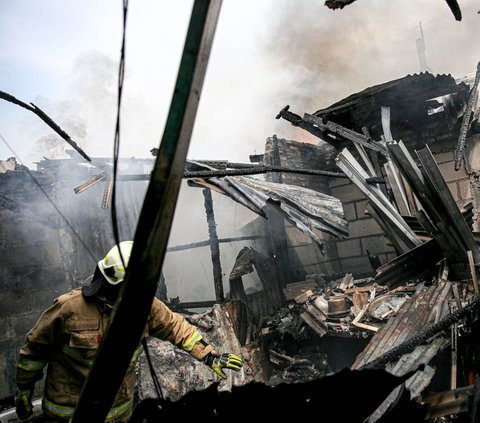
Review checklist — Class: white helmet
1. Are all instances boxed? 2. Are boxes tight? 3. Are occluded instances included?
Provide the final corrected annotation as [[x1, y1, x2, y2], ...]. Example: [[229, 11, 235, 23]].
[[98, 241, 133, 285]]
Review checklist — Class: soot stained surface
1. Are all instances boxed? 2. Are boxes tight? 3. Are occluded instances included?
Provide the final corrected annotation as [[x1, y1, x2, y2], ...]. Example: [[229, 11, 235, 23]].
[[130, 366, 427, 423]]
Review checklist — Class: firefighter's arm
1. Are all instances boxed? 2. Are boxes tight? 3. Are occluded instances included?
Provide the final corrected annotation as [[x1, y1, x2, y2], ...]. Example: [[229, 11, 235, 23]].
[[148, 298, 214, 360], [148, 299, 243, 379], [15, 338, 45, 420], [16, 298, 64, 419], [16, 341, 49, 389]]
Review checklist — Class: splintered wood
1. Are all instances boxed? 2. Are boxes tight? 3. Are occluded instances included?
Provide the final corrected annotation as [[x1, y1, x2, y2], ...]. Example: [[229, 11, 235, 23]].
[[294, 289, 314, 304], [338, 273, 354, 291], [300, 303, 328, 336], [283, 280, 318, 301]]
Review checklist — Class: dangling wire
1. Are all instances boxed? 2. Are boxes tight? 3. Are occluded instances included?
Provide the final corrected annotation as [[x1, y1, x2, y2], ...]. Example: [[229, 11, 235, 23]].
[[110, 0, 164, 401], [0, 132, 97, 263], [141, 338, 164, 399], [111, 0, 129, 267]]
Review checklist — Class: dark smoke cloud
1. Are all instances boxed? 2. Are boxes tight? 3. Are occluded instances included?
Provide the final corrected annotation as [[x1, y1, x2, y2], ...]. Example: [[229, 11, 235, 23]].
[[261, 0, 480, 139]]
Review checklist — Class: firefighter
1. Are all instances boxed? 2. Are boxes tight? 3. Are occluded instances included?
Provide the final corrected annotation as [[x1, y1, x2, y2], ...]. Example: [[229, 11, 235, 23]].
[[15, 240, 243, 422]]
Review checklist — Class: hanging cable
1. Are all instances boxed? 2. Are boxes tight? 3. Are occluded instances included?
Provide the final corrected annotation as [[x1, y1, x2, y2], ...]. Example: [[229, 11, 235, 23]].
[[109, 0, 165, 402], [0, 132, 97, 263], [141, 338, 164, 400], [111, 0, 129, 267]]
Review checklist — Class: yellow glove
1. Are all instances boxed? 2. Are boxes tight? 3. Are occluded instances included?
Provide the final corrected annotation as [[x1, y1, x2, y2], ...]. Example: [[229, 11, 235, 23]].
[[15, 388, 33, 421], [205, 352, 243, 379]]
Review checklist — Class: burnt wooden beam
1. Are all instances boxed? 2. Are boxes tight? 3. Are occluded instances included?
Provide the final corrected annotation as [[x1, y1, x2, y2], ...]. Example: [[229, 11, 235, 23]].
[[264, 138, 291, 289], [251, 246, 285, 308], [303, 112, 388, 155], [183, 166, 347, 179], [75, 164, 349, 196], [249, 154, 264, 163], [270, 135, 283, 184], [325, 0, 356, 9], [275, 105, 335, 145], [0, 90, 92, 163], [176, 300, 216, 309], [454, 61, 480, 170], [74, 172, 107, 194], [166, 235, 262, 252], [203, 188, 224, 302], [467, 250, 479, 294], [324, 0, 461, 21], [445, 0, 462, 20], [101, 177, 113, 210], [228, 277, 249, 345]]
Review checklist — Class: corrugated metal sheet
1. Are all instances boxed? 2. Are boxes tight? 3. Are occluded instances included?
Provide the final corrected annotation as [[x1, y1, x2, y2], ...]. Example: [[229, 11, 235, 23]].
[[187, 164, 349, 248], [352, 281, 453, 369], [387, 337, 449, 377]]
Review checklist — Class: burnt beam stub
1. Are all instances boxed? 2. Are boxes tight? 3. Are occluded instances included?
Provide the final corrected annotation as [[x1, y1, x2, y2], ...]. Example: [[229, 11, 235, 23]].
[[203, 188, 224, 303]]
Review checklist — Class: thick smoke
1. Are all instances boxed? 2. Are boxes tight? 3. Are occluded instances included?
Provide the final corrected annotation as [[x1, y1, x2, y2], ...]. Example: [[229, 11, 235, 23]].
[[259, 0, 480, 140], [6, 1, 480, 304], [188, 1, 480, 157], [15, 49, 258, 303], [25, 53, 119, 162]]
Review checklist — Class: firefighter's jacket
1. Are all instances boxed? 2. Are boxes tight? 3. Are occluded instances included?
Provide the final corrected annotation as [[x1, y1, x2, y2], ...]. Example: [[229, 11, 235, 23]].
[[16, 288, 215, 422]]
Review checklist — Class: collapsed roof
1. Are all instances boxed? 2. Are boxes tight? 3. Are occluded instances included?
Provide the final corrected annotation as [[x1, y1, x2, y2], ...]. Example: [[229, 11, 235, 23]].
[[2, 68, 480, 422], [187, 160, 349, 252]]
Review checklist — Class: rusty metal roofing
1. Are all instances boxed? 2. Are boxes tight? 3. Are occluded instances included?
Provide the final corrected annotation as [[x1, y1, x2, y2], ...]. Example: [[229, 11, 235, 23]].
[[352, 281, 453, 369]]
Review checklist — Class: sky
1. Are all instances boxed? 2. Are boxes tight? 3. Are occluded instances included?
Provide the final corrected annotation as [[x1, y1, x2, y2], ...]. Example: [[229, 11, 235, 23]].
[[1, 0, 479, 169], [1, 0, 480, 300]]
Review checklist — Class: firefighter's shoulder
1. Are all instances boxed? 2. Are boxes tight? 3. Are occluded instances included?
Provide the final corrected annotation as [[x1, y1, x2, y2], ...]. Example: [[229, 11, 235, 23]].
[[53, 288, 83, 306]]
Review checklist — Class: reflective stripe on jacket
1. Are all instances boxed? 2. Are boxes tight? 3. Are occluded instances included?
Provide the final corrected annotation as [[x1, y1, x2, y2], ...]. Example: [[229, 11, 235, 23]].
[[43, 397, 132, 421]]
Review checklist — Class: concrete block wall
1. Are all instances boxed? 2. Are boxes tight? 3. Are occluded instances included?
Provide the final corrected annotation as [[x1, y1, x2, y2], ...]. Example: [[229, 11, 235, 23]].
[[282, 139, 478, 280], [278, 141, 396, 279], [465, 135, 480, 231], [327, 176, 396, 276], [433, 150, 473, 206], [264, 136, 337, 193], [284, 222, 342, 279]]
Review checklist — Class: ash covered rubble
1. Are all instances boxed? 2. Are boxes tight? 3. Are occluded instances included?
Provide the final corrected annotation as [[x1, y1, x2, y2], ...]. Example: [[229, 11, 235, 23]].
[[258, 67, 480, 420], [156, 67, 480, 421], [243, 273, 426, 385]]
